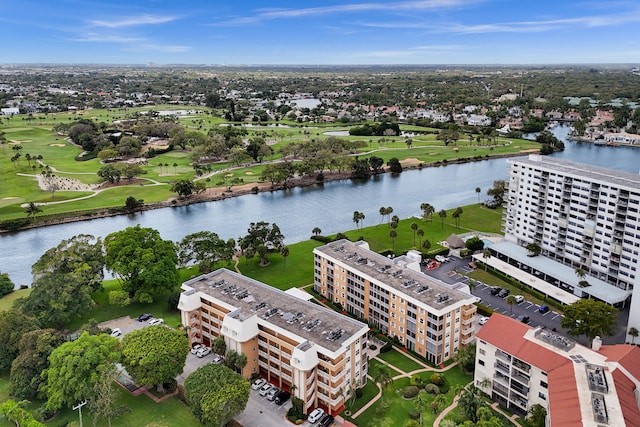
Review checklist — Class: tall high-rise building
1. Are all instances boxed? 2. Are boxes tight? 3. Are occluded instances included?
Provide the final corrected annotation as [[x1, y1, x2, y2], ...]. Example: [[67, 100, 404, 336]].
[[491, 154, 640, 339], [313, 239, 477, 365]]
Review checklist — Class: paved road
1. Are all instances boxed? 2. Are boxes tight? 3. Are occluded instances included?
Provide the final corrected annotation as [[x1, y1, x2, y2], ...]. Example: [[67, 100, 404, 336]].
[[235, 386, 294, 427], [423, 255, 630, 346]]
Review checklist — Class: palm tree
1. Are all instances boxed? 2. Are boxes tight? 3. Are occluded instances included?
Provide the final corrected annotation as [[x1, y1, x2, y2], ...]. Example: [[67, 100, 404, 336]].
[[386, 207, 394, 227], [352, 211, 365, 231], [379, 206, 386, 224], [458, 385, 482, 423], [410, 222, 418, 246], [420, 203, 434, 223], [374, 365, 393, 404], [482, 249, 491, 271], [312, 227, 321, 236], [505, 295, 517, 315], [280, 246, 290, 271], [475, 186, 481, 203], [417, 229, 424, 248], [452, 207, 463, 229], [421, 239, 431, 254], [438, 209, 447, 230], [173, 162, 178, 174], [575, 268, 587, 286], [25, 201, 42, 223], [389, 230, 397, 252], [413, 393, 430, 425], [629, 327, 639, 345]]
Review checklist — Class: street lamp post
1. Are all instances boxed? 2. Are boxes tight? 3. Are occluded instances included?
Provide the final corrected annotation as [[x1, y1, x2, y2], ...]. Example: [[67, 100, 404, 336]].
[[72, 400, 87, 427]]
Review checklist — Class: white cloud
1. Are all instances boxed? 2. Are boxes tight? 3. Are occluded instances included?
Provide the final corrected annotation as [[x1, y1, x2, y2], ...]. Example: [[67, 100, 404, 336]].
[[89, 15, 179, 28], [72, 33, 143, 43]]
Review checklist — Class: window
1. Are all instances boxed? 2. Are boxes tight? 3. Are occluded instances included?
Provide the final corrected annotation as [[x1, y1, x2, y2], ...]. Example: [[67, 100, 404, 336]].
[[479, 360, 485, 366], [538, 392, 547, 400], [540, 380, 548, 389]]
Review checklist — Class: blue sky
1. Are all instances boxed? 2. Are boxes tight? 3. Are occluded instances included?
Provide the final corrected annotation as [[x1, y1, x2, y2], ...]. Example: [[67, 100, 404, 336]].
[[1, 0, 639, 65]]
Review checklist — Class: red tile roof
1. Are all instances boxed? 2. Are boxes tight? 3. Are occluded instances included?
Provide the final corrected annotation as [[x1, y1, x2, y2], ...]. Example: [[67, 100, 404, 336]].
[[476, 314, 569, 371], [547, 363, 582, 426], [599, 345, 640, 381], [611, 369, 640, 426]]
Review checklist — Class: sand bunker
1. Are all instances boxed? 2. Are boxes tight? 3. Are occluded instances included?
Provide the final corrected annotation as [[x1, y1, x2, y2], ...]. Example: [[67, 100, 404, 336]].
[[245, 171, 255, 175], [1, 197, 18, 200], [49, 143, 66, 147], [429, 152, 437, 155], [225, 173, 234, 177]]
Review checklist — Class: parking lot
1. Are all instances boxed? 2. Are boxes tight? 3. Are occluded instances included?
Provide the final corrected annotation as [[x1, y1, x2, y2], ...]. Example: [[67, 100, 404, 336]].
[[235, 383, 293, 427]]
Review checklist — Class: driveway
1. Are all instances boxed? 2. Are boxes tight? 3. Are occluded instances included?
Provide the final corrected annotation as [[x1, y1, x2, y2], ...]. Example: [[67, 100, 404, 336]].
[[234, 385, 293, 427]]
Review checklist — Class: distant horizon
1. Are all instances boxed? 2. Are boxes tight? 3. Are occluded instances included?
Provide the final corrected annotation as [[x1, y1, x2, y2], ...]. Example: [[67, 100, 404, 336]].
[[2, 1, 640, 65], [1, 62, 638, 68]]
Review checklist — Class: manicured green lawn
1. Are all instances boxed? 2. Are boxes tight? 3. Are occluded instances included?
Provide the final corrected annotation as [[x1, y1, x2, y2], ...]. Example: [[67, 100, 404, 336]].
[[237, 240, 323, 289], [376, 349, 425, 374], [0, 374, 201, 427]]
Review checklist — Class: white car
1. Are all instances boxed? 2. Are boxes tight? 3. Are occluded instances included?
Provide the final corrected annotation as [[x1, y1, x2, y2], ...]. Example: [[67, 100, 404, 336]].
[[109, 328, 122, 337], [148, 318, 164, 325], [191, 343, 205, 355], [196, 347, 211, 358], [478, 316, 489, 325], [435, 255, 450, 263], [514, 295, 525, 304], [251, 378, 266, 390], [308, 408, 325, 423], [266, 387, 281, 401], [258, 382, 273, 396], [211, 354, 224, 364]]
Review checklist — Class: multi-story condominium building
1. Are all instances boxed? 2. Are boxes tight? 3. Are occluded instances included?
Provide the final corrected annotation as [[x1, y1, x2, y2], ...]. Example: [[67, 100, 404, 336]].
[[313, 239, 477, 365], [491, 155, 640, 326], [475, 314, 640, 426], [178, 268, 369, 415]]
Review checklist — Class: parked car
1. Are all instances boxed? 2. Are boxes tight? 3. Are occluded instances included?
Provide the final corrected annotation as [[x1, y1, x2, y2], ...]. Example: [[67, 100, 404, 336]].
[[191, 343, 205, 354], [478, 316, 489, 325], [211, 354, 224, 364], [196, 347, 211, 358], [266, 387, 281, 401], [517, 315, 530, 324], [320, 414, 335, 427], [514, 295, 525, 304], [251, 378, 266, 390], [498, 289, 510, 298], [274, 390, 290, 405], [308, 408, 325, 423], [538, 305, 550, 313], [109, 328, 122, 337], [258, 382, 273, 396], [137, 313, 152, 322], [467, 261, 477, 269], [490, 286, 502, 295], [435, 255, 449, 263], [148, 317, 164, 325]]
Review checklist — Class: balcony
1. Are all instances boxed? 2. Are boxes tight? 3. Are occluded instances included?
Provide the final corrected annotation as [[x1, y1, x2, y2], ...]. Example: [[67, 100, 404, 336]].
[[494, 362, 510, 375]]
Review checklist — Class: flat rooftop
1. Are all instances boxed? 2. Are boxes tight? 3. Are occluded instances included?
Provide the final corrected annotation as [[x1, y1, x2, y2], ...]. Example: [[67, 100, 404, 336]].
[[490, 241, 630, 305], [511, 155, 640, 192], [315, 240, 473, 311], [183, 269, 367, 352]]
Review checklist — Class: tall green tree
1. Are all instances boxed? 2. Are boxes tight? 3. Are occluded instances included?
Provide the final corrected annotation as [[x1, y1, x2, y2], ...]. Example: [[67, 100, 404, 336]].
[[9, 329, 64, 400], [280, 246, 290, 271], [24, 202, 42, 223], [104, 225, 180, 303], [0, 271, 14, 296], [121, 325, 189, 393], [42, 332, 121, 411], [438, 209, 447, 230], [410, 222, 418, 246], [89, 365, 124, 427], [0, 400, 45, 427], [238, 222, 284, 266], [413, 392, 430, 425], [374, 365, 393, 404], [420, 203, 435, 223], [561, 299, 617, 341], [452, 207, 464, 229], [486, 180, 507, 205], [352, 211, 365, 231], [31, 234, 105, 292], [184, 364, 250, 427], [0, 309, 40, 371], [458, 385, 482, 423], [178, 231, 235, 273], [526, 404, 547, 427]]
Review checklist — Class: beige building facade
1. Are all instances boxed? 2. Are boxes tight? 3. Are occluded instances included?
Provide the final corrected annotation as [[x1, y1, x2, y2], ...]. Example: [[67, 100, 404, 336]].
[[178, 268, 369, 415], [313, 239, 477, 365]]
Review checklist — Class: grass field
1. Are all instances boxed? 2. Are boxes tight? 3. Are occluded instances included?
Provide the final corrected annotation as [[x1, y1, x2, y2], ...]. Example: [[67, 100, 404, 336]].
[[0, 288, 31, 312], [0, 106, 540, 223]]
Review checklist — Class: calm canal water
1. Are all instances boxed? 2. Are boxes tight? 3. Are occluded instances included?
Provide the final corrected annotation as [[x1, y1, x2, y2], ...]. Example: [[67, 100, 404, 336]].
[[2, 127, 639, 286]]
